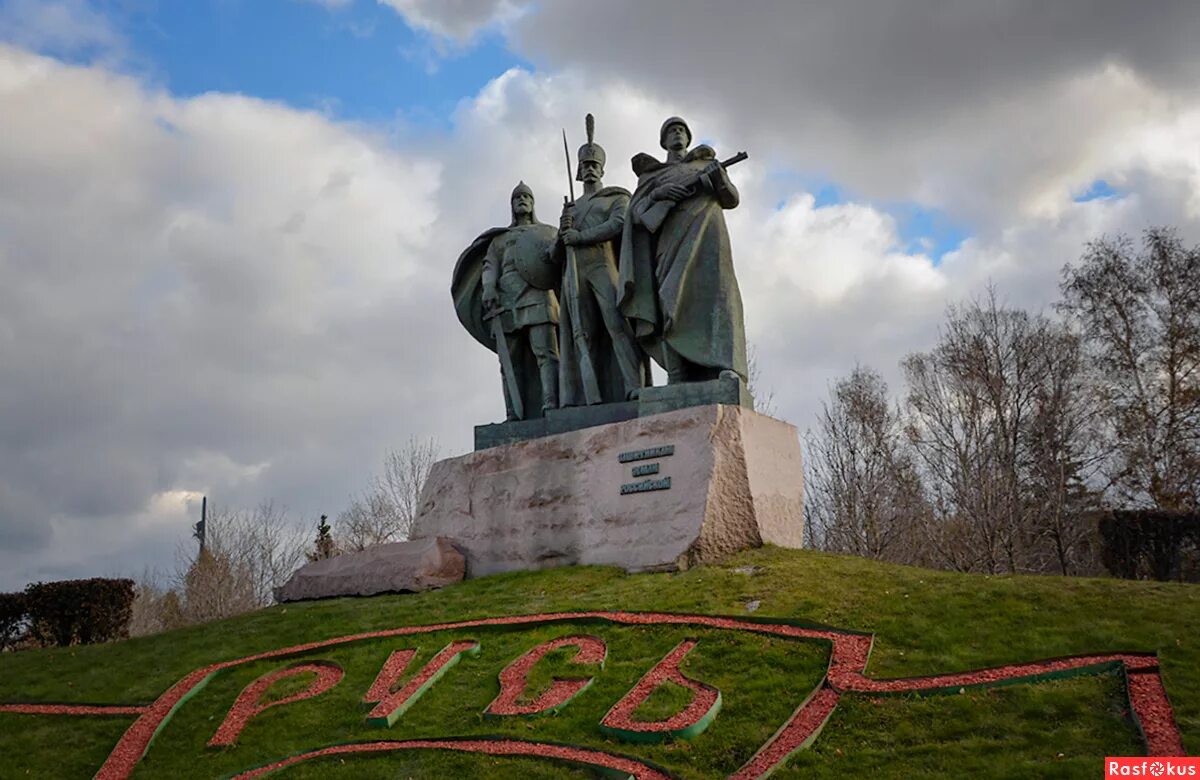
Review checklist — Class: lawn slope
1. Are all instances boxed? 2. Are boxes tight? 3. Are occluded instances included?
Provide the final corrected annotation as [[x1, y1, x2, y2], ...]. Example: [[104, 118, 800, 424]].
[[0, 547, 1196, 779]]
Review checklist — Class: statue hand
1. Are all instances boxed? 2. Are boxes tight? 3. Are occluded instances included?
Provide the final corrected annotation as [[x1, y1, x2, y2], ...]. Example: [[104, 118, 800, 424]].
[[653, 184, 690, 202], [562, 228, 582, 246], [559, 211, 573, 230], [703, 160, 722, 179], [483, 289, 498, 312]]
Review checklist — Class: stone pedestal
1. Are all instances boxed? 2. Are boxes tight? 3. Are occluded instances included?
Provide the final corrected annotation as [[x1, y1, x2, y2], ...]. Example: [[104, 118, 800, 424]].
[[411, 404, 803, 576], [474, 374, 753, 450]]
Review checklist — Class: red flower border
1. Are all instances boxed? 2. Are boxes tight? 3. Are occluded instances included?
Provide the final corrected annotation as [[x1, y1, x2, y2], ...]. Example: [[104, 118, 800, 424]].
[[0, 610, 1184, 779], [0, 703, 147, 716], [225, 738, 677, 780]]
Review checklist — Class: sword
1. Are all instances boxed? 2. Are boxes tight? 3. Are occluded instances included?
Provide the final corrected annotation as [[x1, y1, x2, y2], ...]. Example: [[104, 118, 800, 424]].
[[489, 309, 524, 420]]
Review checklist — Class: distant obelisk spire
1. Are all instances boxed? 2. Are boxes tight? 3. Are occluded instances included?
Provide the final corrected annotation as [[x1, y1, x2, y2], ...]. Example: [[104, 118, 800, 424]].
[[193, 495, 207, 554]]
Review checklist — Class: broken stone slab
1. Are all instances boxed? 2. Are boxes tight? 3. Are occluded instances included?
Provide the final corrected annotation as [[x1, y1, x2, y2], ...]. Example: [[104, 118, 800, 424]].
[[411, 404, 804, 576], [274, 536, 465, 603]]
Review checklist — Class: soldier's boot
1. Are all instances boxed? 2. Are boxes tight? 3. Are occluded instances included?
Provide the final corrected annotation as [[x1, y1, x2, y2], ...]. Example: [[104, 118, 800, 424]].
[[663, 344, 688, 384], [591, 281, 644, 397], [539, 358, 559, 412], [573, 332, 603, 405]]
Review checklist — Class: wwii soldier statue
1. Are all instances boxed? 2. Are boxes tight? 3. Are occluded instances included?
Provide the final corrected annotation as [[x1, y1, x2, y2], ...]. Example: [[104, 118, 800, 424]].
[[451, 182, 561, 420], [618, 116, 749, 384], [556, 114, 648, 406]]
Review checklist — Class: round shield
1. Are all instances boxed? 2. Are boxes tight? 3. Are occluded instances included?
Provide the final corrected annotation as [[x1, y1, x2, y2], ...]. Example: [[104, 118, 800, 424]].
[[511, 225, 561, 290]]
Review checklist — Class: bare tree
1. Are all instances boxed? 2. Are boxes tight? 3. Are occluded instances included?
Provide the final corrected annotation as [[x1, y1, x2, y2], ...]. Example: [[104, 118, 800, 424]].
[[1024, 333, 1107, 575], [338, 437, 440, 551], [1060, 228, 1200, 510], [805, 366, 927, 563], [902, 291, 1098, 574], [746, 344, 778, 417], [127, 569, 183, 637], [174, 502, 307, 623]]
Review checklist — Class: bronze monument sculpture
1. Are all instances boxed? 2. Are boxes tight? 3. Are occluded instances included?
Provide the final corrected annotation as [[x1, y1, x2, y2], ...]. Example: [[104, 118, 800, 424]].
[[276, 114, 800, 605], [453, 114, 750, 438], [618, 116, 749, 385], [421, 114, 805, 575], [452, 182, 560, 420], [555, 114, 648, 407]]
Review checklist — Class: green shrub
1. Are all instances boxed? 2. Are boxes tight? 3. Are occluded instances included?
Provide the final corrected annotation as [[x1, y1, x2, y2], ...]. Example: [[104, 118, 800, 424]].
[[0, 591, 26, 651], [1098, 510, 1200, 582], [23, 578, 135, 647]]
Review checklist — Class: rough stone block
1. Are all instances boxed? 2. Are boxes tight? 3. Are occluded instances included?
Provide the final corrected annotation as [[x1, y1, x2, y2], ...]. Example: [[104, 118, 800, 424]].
[[547, 400, 639, 434], [636, 374, 754, 417], [475, 417, 548, 450], [274, 537, 465, 603], [412, 404, 803, 576], [473, 380, 757, 451]]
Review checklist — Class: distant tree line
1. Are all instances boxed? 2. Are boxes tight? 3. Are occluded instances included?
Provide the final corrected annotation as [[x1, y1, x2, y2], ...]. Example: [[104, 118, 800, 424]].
[[805, 228, 1200, 580], [127, 438, 440, 638]]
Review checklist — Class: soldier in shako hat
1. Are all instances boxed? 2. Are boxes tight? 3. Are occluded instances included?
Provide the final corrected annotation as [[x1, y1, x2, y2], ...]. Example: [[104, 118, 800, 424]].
[[555, 114, 648, 406]]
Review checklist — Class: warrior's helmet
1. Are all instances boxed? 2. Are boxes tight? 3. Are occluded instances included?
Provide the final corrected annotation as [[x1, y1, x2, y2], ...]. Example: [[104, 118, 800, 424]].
[[509, 180, 535, 224], [511, 180, 534, 202], [576, 113, 606, 181], [659, 116, 692, 150]]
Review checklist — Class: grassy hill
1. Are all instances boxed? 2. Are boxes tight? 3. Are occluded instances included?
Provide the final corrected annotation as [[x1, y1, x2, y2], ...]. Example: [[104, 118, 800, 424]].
[[0, 547, 1196, 779]]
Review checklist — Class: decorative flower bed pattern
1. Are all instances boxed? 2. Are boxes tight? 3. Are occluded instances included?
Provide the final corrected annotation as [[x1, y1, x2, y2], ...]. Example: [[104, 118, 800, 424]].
[[484, 635, 607, 717], [0, 610, 1184, 779]]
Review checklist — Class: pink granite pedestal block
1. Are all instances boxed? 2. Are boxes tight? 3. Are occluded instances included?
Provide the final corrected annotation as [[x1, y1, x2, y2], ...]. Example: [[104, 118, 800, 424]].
[[411, 404, 803, 576]]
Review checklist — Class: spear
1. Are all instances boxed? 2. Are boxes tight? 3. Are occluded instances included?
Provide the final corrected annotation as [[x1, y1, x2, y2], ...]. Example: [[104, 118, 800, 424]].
[[562, 128, 575, 206], [560, 120, 600, 402]]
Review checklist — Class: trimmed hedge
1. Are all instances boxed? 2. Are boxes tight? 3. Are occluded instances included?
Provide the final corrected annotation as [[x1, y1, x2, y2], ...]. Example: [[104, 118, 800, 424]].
[[22, 578, 136, 648], [0, 591, 26, 651], [1098, 510, 1200, 582]]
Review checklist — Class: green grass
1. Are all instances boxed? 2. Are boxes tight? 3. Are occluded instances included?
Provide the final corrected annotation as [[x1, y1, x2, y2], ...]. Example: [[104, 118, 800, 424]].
[[0, 547, 1196, 779]]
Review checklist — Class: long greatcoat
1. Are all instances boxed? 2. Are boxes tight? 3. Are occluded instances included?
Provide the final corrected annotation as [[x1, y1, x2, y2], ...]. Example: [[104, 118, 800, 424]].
[[617, 145, 748, 381]]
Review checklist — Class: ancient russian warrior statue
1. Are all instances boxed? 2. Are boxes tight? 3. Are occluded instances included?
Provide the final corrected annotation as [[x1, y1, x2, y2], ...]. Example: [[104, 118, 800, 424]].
[[555, 115, 648, 406], [618, 116, 749, 384], [451, 182, 560, 420]]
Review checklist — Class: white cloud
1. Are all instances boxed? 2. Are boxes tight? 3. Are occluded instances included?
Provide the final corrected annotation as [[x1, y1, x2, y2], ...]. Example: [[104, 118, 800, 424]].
[[0, 44, 446, 587], [0, 0, 123, 59], [6, 2, 1200, 589], [501, 1, 1200, 236], [376, 0, 528, 45]]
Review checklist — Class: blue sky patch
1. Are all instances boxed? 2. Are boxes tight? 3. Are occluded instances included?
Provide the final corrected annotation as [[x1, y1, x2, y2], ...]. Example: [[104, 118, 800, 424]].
[[1074, 179, 1119, 203], [891, 203, 969, 262], [30, 0, 526, 126], [4, 1, 970, 264]]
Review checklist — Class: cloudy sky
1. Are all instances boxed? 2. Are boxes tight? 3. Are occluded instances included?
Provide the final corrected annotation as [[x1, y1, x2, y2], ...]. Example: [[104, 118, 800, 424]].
[[3, 0, 1200, 589]]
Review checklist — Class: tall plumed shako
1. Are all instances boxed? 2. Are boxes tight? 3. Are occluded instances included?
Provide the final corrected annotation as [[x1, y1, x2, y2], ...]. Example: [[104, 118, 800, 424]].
[[576, 113, 606, 180], [659, 116, 692, 149]]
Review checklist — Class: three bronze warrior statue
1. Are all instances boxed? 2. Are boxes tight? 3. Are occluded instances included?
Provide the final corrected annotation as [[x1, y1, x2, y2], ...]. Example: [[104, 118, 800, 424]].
[[452, 115, 749, 421]]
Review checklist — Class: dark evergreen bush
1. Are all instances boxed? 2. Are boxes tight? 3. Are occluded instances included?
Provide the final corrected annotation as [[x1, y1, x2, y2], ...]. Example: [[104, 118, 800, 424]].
[[1098, 510, 1200, 582], [23, 578, 135, 647], [0, 591, 26, 650]]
